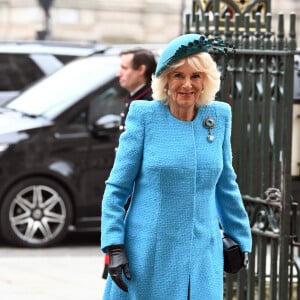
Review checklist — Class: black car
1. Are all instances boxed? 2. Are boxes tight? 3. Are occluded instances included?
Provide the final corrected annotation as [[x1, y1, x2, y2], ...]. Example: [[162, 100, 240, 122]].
[[0, 53, 129, 247], [0, 40, 105, 105]]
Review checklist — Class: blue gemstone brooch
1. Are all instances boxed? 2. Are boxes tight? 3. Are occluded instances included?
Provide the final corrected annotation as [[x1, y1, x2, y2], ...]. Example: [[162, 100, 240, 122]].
[[203, 116, 216, 142]]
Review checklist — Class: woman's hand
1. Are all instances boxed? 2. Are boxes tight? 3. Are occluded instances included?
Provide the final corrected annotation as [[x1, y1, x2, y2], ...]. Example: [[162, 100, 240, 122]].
[[107, 244, 131, 292]]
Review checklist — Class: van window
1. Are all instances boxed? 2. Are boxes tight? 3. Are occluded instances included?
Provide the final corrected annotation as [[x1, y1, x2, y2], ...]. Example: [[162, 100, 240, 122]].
[[0, 54, 43, 91]]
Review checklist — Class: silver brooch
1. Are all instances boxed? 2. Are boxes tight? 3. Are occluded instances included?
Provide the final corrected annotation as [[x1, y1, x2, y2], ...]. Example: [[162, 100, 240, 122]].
[[203, 116, 215, 142]]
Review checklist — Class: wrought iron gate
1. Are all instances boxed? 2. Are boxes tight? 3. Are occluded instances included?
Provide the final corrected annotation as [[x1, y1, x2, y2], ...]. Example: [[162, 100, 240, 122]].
[[185, 1, 299, 299]]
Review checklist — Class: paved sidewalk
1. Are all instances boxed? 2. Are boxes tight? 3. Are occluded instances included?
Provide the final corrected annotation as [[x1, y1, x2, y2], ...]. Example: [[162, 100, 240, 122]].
[[0, 246, 106, 300]]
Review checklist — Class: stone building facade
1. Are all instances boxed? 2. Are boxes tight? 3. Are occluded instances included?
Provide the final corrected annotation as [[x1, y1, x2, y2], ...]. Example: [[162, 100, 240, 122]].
[[0, 0, 299, 45], [0, 0, 183, 43]]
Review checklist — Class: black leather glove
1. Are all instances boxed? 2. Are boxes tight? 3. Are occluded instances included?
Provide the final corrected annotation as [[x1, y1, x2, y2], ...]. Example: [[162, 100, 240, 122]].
[[243, 252, 249, 269], [107, 244, 131, 292]]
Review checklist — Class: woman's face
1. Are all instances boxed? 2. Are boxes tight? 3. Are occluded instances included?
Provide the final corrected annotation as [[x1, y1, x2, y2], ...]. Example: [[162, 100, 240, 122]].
[[167, 60, 203, 110]]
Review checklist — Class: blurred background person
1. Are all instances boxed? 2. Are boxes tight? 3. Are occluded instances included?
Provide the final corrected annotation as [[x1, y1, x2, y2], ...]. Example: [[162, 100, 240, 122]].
[[117, 48, 157, 132]]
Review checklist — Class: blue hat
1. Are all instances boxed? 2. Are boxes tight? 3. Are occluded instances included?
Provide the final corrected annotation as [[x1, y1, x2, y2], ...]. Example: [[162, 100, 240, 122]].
[[155, 34, 232, 77]]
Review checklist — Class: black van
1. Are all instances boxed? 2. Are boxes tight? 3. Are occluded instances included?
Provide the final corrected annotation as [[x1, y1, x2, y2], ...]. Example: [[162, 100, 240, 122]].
[[0, 54, 127, 247]]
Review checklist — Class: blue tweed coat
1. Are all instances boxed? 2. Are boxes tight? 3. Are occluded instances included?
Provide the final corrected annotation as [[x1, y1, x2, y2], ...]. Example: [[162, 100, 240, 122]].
[[101, 100, 252, 300]]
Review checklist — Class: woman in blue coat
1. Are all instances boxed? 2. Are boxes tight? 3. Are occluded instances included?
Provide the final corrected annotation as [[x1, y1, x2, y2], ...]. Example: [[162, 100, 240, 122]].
[[101, 34, 252, 300]]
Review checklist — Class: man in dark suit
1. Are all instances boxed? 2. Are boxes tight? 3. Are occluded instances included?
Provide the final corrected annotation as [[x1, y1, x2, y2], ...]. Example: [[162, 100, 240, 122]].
[[102, 48, 157, 279], [116, 48, 157, 132]]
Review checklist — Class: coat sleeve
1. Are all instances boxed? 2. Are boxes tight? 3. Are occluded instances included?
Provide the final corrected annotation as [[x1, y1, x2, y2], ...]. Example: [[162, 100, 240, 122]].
[[216, 103, 252, 253], [101, 101, 145, 252]]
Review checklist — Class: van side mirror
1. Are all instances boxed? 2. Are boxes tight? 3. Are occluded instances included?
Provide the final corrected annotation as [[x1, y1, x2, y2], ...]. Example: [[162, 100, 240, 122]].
[[92, 114, 121, 134]]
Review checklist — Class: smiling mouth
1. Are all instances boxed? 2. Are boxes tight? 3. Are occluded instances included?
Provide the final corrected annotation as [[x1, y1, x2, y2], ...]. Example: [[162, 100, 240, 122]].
[[179, 92, 194, 96]]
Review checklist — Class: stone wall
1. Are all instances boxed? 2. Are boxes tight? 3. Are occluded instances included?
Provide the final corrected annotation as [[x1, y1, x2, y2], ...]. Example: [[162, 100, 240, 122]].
[[0, 0, 298, 46]]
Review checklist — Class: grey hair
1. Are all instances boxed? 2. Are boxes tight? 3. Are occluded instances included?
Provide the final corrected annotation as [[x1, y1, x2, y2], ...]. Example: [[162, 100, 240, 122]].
[[151, 52, 221, 107]]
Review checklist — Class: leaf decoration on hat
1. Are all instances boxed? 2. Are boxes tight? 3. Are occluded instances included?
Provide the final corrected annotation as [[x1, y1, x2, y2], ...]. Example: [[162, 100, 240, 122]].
[[189, 36, 232, 55]]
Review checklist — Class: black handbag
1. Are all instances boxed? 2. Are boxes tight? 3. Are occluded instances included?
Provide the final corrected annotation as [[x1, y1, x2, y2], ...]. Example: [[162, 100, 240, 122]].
[[222, 232, 244, 274]]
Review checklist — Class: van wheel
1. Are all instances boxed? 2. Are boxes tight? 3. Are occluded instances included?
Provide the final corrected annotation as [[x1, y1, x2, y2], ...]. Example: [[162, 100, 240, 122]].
[[0, 177, 72, 248]]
